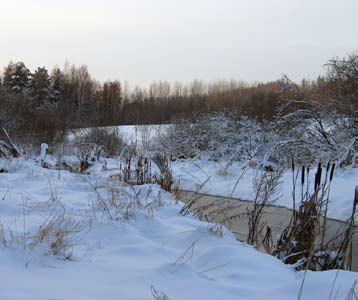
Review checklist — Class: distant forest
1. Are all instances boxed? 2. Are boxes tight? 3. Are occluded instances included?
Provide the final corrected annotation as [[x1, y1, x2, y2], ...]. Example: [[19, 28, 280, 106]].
[[0, 55, 357, 144]]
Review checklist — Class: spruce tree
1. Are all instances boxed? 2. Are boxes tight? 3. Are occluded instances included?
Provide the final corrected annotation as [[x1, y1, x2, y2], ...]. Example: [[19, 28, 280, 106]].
[[3, 61, 31, 93], [50, 67, 65, 103], [30, 67, 51, 108]]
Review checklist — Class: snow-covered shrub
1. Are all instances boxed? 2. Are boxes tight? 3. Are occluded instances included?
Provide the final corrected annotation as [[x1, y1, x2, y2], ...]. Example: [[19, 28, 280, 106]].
[[135, 124, 159, 150], [81, 127, 127, 157], [0, 140, 12, 158], [276, 76, 356, 166], [208, 114, 280, 163], [0, 127, 21, 158], [156, 116, 213, 159], [0, 157, 22, 173], [156, 88, 355, 166], [156, 112, 280, 165]]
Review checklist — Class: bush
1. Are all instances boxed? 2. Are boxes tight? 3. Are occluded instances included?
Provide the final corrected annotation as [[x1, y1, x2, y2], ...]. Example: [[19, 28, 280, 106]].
[[81, 127, 126, 157], [156, 116, 212, 159], [275, 75, 356, 166], [156, 112, 280, 164]]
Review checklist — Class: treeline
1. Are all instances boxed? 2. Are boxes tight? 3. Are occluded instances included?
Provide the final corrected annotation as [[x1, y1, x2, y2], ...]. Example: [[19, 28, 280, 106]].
[[1, 54, 356, 145], [0, 61, 289, 129]]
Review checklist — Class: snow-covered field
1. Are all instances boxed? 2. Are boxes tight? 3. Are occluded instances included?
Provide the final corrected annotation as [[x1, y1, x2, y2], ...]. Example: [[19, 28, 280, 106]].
[[0, 157, 358, 300]]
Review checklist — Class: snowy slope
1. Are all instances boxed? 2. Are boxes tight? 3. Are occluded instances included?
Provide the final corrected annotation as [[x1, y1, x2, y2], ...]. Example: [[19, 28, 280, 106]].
[[0, 158, 357, 300]]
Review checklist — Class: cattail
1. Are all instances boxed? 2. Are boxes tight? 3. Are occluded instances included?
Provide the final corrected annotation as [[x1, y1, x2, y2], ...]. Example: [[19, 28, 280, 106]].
[[314, 173, 318, 191], [317, 162, 322, 171], [330, 163, 335, 182], [326, 161, 331, 172], [317, 162, 322, 187], [291, 157, 295, 173], [301, 165, 305, 186], [314, 163, 322, 191], [318, 162, 322, 181]]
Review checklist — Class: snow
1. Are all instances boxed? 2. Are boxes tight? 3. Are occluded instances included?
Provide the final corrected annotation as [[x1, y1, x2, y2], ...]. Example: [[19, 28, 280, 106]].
[[0, 157, 358, 299], [40, 143, 48, 164], [171, 159, 358, 221]]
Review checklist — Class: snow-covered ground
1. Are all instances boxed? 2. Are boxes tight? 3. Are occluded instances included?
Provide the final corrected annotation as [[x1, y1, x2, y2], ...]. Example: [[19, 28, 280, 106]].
[[0, 157, 358, 300], [171, 159, 358, 221]]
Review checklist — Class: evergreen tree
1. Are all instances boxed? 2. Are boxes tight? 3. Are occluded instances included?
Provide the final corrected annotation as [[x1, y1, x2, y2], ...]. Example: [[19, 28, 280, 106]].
[[29, 67, 51, 107], [50, 67, 65, 103], [3, 61, 31, 93]]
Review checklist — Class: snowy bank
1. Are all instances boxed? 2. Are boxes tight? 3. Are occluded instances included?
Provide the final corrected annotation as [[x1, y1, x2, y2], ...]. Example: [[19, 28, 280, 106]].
[[0, 158, 357, 299]]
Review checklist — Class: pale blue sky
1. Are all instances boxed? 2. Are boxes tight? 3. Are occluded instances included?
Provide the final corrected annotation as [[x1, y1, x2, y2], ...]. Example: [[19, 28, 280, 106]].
[[1, 0, 357, 86]]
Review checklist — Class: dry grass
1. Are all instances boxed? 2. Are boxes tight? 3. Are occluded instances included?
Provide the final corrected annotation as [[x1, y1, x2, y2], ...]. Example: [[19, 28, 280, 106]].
[[151, 285, 170, 300], [29, 206, 81, 258], [152, 153, 174, 192], [119, 153, 174, 192], [0, 223, 8, 248], [87, 177, 170, 222], [345, 280, 358, 300], [247, 168, 282, 246], [217, 159, 234, 177], [0, 203, 82, 260]]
